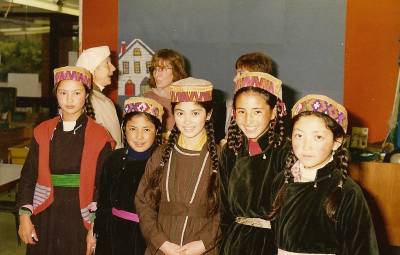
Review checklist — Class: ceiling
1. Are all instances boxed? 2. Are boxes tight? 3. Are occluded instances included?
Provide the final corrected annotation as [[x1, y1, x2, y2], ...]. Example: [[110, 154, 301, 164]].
[[0, 0, 79, 36], [0, 0, 79, 16]]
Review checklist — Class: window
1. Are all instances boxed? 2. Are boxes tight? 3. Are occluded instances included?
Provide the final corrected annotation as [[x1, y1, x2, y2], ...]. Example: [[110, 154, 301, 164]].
[[134, 61, 141, 73], [122, 61, 129, 74], [146, 61, 151, 73], [133, 48, 141, 56]]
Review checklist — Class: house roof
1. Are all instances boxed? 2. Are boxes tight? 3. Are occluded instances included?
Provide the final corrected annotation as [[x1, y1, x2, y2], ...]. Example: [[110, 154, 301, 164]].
[[119, 38, 154, 58]]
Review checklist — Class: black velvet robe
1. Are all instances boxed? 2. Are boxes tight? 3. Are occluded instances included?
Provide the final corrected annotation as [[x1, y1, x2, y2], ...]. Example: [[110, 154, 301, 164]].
[[95, 148, 148, 255], [219, 133, 289, 255], [271, 161, 379, 255]]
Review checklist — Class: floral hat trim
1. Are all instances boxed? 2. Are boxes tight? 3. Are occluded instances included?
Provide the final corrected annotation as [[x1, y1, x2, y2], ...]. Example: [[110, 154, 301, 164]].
[[123, 97, 164, 122], [234, 71, 283, 100], [54, 66, 92, 88], [291, 94, 348, 132], [170, 77, 213, 102]]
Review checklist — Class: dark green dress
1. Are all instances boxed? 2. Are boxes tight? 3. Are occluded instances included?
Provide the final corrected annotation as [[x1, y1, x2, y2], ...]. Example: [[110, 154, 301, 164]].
[[219, 133, 288, 255], [272, 161, 379, 255]]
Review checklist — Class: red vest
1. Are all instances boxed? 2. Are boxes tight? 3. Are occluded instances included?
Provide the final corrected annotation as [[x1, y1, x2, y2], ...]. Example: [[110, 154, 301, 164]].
[[32, 116, 115, 229]]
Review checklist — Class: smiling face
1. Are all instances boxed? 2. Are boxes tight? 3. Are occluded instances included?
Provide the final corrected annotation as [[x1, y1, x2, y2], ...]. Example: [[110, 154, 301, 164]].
[[292, 115, 342, 169], [93, 57, 116, 89], [56, 80, 87, 121], [125, 113, 156, 152], [234, 90, 274, 139], [174, 102, 208, 143]]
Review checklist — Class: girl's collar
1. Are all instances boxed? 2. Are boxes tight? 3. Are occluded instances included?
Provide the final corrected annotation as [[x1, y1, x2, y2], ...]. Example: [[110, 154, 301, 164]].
[[126, 146, 153, 161], [177, 129, 207, 151]]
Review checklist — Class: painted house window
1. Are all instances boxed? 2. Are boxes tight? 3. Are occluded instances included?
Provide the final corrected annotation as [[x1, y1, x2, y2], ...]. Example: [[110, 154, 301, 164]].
[[134, 61, 141, 73], [133, 48, 141, 56], [122, 61, 129, 74], [146, 61, 151, 73]]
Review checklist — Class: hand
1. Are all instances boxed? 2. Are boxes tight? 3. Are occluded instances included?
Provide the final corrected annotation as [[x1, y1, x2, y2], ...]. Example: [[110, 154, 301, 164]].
[[86, 228, 96, 255], [159, 241, 182, 255], [18, 215, 38, 244], [178, 241, 206, 255]]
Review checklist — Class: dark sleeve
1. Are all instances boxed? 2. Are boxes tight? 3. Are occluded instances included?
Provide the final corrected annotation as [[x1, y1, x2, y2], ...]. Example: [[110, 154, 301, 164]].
[[198, 210, 220, 251], [93, 142, 112, 201], [16, 138, 39, 209], [135, 147, 169, 250], [94, 149, 114, 253], [219, 144, 235, 236], [274, 139, 290, 175], [337, 181, 379, 255]]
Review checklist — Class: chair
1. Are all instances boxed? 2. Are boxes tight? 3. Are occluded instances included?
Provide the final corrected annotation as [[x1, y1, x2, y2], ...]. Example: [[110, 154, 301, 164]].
[[0, 199, 21, 245]]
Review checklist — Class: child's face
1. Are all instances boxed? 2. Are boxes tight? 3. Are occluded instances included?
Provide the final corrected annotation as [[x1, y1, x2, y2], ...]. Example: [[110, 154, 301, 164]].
[[125, 114, 156, 152], [56, 80, 87, 121], [292, 115, 340, 169], [153, 60, 174, 89], [174, 102, 207, 140], [94, 57, 115, 87], [234, 91, 273, 139]]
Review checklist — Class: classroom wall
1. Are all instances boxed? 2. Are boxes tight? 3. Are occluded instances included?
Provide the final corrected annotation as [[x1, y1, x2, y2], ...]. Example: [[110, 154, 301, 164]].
[[118, 0, 346, 107], [81, 0, 400, 142], [344, 0, 400, 142]]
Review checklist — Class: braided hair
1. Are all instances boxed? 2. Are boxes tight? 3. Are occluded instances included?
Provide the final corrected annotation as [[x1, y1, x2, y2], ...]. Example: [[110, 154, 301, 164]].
[[85, 89, 96, 119], [227, 86, 287, 155], [268, 111, 348, 221], [144, 101, 219, 215]]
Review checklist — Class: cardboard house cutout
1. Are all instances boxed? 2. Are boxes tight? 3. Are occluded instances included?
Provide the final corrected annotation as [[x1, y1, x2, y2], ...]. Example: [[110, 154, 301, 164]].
[[118, 39, 154, 98]]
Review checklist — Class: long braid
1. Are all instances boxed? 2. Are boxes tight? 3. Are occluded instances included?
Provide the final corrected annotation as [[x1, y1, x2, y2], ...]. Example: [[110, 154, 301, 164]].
[[155, 125, 163, 146], [266, 100, 287, 148], [268, 149, 296, 220], [205, 120, 220, 216], [227, 117, 244, 155], [145, 125, 180, 209], [85, 92, 96, 119], [324, 143, 349, 221]]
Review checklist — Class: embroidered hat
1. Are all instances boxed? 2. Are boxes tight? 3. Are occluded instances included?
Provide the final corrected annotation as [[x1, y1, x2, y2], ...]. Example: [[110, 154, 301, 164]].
[[234, 71, 283, 100], [53, 66, 92, 88], [76, 46, 110, 74], [291, 94, 348, 132], [123, 96, 164, 122], [170, 77, 213, 102]]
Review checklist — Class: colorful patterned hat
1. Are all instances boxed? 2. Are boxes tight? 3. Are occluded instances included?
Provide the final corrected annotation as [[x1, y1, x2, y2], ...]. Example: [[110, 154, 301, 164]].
[[170, 77, 213, 102], [123, 96, 164, 122], [54, 66, 92, 88], [291, 94, 348, 132], [234, 71, 283, 100]]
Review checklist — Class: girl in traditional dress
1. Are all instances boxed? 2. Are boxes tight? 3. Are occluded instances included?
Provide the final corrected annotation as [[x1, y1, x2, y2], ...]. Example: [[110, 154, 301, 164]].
[[17, 66, 115, 255], [94, 97, 163, 255], [270, 94, 379, 255], [219, 52, 288, 255], [136, 77, 220, 255]]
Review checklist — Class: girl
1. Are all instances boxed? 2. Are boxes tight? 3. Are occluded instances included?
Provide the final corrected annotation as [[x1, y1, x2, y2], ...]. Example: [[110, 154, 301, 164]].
[[94, 97, 164, 255], [17, 66, 115, 255], [219, 70, 288, 255], [136, 77, 220, 255], [144, 49, 188, 135], [270, 94, 379, 254]]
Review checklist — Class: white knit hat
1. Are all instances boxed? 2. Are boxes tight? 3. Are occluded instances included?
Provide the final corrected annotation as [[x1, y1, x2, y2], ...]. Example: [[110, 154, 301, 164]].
[[76, 46, 110, 74]]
